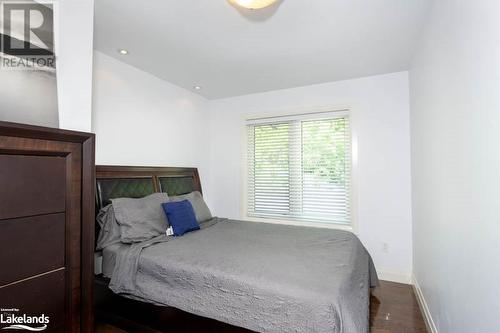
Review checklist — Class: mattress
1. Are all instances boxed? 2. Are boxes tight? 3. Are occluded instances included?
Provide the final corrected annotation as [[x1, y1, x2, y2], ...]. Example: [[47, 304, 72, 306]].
[[106, 218, 378, 333]]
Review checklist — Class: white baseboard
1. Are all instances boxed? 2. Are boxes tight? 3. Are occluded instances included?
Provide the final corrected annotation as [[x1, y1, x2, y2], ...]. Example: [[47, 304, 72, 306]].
[[412, 275, 438, 333], [377, 270, 412, 284]]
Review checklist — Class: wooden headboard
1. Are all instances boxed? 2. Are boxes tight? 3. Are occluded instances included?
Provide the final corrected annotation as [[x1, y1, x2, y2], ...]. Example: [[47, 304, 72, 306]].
[[95, 165, 202, 243], [95, 165, 202, 210]]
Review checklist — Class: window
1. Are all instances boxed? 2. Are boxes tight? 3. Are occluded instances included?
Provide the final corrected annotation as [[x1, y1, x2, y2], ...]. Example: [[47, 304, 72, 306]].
[[247, 111, 351, 225]]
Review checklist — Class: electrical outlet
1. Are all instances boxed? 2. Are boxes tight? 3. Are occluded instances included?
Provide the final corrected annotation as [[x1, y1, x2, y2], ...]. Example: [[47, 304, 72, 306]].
[[382, 243, 389, 253]]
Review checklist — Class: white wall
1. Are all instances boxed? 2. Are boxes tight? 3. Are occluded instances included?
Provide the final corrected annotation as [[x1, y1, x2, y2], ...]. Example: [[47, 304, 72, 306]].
[[92, 51, 210, 183], [55, 0, 94, 132], [206, 72, 413, 282], [410, 0, 500, 332]]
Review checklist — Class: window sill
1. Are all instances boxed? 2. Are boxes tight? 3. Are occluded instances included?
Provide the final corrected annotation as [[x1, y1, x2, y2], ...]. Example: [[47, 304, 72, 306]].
[[243, 215, 355, 233]]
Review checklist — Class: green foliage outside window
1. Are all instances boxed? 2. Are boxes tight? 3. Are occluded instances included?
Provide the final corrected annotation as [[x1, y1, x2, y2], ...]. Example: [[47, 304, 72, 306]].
[[254, 119, 347, 185], [302, 118, 347, 185]]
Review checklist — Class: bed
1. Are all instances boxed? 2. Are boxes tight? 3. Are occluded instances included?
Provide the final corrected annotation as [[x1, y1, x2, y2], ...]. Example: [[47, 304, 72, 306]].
[[94, 166, 378, 333]]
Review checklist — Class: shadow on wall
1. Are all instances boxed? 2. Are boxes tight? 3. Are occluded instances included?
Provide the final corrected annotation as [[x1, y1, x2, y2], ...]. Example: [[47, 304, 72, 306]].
[[0, 1, 58, 128], [0, 55, 59, 128], [227, 0, 285, 21]]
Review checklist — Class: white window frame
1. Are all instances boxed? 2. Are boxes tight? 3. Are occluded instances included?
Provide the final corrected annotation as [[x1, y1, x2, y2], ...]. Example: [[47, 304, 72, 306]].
[[241, 107, 358, 233]]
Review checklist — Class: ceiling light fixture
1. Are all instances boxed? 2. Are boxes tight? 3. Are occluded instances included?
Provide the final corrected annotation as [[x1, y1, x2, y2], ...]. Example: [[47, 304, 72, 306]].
[[194, 85, 202, 91], [118, 49, 129, 55], [229, 0, 278, 10]]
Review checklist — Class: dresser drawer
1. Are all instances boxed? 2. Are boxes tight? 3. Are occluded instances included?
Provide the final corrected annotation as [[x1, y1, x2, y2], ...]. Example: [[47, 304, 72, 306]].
[[0, 213, 65, 286], [0, 155, 65, 220], [0, 269, 65, 332]]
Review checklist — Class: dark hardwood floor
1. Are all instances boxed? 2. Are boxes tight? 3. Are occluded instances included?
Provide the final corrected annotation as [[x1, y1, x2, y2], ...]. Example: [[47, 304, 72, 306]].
[[370, 281, 427, 333], [96, 281, 427, 333]]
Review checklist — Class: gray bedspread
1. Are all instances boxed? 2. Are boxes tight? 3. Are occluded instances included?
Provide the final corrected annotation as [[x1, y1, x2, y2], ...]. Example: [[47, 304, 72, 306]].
[[109, 218, 378, 333]]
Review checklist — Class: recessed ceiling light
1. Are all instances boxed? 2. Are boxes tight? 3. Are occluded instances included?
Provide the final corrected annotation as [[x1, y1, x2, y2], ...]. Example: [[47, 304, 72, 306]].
[[229, 0, 278, 9], [194, 85, 202, 91], [118, 49, 129, 55]]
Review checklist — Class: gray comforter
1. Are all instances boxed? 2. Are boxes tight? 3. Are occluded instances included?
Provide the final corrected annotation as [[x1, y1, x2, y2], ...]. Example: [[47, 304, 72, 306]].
[[109, 218, 378, 333]]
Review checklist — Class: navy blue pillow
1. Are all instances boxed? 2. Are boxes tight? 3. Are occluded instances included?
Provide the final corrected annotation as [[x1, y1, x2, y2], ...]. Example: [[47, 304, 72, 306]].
[[161, 200, 200, 236]]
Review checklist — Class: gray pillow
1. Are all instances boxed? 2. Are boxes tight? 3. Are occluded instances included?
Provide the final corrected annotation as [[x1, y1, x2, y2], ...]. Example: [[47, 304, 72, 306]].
[[96, 204, 122, 250], [169, 191, 212, 223], [111, 193, 169, 243]]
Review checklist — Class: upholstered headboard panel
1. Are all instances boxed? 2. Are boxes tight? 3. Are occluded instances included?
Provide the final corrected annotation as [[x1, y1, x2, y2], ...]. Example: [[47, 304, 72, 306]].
[[158, 176, 195, 196], [95, 166, 202, 245], [96, 178, 155, 209]]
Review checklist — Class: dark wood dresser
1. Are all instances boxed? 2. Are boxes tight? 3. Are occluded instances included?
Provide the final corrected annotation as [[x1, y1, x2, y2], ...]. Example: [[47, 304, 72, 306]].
[[0, 121, 95, 332]]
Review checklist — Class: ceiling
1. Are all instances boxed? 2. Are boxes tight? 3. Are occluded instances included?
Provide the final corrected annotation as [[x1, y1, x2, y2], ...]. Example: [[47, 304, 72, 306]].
[[94, 0, 432, 99]]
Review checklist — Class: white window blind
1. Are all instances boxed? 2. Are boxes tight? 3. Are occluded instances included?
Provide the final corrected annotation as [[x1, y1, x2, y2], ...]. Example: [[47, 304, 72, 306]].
[[247, 112, 351, 225]]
